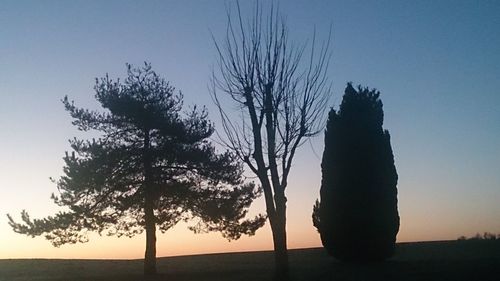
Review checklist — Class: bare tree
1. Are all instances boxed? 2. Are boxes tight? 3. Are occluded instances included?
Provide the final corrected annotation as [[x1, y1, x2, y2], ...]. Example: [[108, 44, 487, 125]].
[[211, 2, 332, 275]]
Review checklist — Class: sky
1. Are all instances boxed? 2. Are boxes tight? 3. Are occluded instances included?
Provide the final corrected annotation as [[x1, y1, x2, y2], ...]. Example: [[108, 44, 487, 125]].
[[1, 0, 499, 259]]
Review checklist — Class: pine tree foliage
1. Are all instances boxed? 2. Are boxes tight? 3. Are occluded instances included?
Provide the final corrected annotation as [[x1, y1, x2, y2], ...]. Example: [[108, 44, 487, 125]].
[[8, 63, 265, 274], [313, 83, 399, 261]]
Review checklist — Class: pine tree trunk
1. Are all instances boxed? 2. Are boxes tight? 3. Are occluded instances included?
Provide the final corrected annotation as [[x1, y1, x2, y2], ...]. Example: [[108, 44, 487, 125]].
[[143, 129, 157, 275], [144, 194, 157, 275]]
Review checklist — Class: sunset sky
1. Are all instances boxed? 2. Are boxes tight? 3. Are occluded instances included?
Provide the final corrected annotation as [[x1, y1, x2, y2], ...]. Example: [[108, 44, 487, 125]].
[[1, 0, 499, 259]]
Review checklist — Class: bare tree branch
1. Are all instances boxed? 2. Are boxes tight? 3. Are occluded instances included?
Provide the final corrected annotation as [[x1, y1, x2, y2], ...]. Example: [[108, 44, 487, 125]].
[[210, 1, 332, 272]]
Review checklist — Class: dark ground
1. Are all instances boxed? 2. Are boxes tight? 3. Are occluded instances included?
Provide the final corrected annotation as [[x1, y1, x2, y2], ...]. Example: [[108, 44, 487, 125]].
[[1, 240, 499, 281]]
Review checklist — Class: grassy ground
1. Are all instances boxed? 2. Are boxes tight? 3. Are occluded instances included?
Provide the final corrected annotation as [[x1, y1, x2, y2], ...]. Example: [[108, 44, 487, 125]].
[[1, 240, 499, 281]]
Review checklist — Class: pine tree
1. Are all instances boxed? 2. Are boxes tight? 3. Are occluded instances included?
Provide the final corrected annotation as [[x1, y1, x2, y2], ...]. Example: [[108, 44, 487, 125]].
[[313, 83, 399, 261], [8, 63, 266, 275]]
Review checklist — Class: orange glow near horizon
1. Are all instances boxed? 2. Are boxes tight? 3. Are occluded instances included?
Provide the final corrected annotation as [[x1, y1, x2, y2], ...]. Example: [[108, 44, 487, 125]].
[[2, 145, 499, 260], [3, 204, 498, 260]]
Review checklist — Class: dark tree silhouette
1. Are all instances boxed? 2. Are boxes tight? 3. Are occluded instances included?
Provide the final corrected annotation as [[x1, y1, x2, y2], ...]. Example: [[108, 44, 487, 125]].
[[313, 83, 399, 261], [7, 63, 266, 275], [211, 2, 331, 276]]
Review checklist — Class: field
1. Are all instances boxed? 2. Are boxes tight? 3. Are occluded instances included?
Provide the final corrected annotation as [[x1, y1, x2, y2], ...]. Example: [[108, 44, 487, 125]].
[[1, 240, 499, 281]]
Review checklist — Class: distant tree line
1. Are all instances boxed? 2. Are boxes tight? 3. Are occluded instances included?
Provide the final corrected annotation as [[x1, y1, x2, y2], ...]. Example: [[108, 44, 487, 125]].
[[458, 232, 499, 241]]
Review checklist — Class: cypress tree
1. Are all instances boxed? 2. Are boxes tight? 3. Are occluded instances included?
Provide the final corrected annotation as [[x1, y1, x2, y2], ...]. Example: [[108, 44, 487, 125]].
[[313, 82, 399, 261]]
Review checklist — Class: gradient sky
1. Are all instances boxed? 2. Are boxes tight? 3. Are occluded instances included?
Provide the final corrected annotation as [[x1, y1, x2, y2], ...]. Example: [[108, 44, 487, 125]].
[[1, 0, 499, 259]]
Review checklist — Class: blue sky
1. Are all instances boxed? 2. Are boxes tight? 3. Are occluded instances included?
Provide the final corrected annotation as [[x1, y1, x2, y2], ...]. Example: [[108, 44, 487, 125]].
[[1, 0, 499, 258]]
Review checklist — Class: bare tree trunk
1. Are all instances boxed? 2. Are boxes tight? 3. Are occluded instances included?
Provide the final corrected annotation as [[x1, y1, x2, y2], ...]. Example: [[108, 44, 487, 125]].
[[271, 196, 289, 278], [143, 129, 157, 276], [212, 2, 331, 278]]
